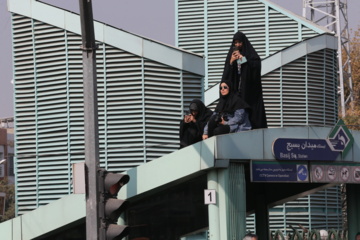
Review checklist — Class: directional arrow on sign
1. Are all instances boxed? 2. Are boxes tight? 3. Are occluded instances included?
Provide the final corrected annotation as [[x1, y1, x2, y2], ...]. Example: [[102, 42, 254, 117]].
[[328, 119, 354, 156]]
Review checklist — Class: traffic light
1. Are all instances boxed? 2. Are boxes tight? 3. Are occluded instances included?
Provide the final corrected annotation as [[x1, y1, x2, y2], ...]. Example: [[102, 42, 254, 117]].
[[99, 168, 130, 240]]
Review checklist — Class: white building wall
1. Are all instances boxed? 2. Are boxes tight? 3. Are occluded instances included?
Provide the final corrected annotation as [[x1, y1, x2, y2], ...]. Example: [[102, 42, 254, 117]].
[[10, 10, 204, 214]]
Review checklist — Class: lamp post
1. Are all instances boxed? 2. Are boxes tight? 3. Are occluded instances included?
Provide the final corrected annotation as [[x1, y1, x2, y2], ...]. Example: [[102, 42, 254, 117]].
[[78, 0, 101, 239]]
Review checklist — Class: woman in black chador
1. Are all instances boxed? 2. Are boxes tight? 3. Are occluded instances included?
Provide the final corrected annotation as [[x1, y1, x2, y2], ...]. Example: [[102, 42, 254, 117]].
[[179, 99, 213, 148], [202, 79, 252, 140], [222, 31, 267, 129]]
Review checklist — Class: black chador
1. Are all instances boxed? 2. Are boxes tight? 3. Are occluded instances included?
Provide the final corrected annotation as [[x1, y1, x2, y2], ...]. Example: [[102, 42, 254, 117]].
[[222, 31, 267, 129], [179, 99, 213, 148]]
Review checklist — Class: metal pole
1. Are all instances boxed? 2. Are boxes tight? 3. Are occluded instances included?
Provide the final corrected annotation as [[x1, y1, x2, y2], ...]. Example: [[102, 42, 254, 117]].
[[303, 0, 353, 117], [335, 0, 346, 117], [342, 0, 354, 108], [78, 0, 101, 239]]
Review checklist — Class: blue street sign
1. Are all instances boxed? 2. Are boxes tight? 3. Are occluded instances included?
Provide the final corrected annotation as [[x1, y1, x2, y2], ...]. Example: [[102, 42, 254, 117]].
[[297, 165, 308, 181], [272, 138, 339, 161], [251, 161, 309, 182], [272, 120, 354, 161]]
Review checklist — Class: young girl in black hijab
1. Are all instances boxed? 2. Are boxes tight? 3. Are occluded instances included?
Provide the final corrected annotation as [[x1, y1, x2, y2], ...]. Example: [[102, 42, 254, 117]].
[[179, 99, 213, 148], [221, 31, 267, 129], [202, 79, 252, 140]]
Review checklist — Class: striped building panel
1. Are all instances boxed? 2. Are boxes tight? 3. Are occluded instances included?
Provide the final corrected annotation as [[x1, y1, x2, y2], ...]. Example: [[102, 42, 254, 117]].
[[268, 14, 299, 54], [207, 0, 239, 87], [281, 56, 309, 126], [237, 1, 267, 57], [176, 0, 325, 89], [11, 11, 204, 214], [9, 1, 341, 233], [207, 48, 338, 128], [268, 186, 342, 235], [261, 68, 282, 126], [13, 15, 39, 213], [177, 0, 206, 55], [307, 50, 338, 126], [262, 49, 338, 128], [182, 71, 204, 106], [143, 60, 183, 161]]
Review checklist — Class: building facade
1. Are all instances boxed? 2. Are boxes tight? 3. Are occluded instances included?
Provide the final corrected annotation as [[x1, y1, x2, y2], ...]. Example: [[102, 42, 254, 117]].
[[8, 0, 342, 234], [176, 0, 341, 233], [8, 0, 205, 215], [176, 0, 338, 127], [0, 119, 15, 183], [0, 118, 15, 221]]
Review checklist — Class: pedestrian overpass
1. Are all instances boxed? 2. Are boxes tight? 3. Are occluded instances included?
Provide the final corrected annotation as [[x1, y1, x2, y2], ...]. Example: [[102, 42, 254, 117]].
[[120, 124, 360, 240], [1, 125, 360, 240]]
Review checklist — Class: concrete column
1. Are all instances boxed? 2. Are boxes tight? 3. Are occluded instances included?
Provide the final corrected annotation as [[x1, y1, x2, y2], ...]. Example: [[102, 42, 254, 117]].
[[208, 170, 221, 240], [207, 163, 247, 240]]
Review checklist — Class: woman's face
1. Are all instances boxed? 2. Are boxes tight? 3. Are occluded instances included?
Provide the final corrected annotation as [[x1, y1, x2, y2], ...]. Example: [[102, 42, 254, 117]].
[[220, 83, 230, 96], [191, 110, 198, 117], [234, 40, 243, 49]]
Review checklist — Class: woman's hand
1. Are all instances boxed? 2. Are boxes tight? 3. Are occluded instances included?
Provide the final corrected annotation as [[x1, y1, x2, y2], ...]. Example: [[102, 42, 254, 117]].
[[230, 51, 243, 64], [219, 117, 226, 125], [184, 114, 196, 123], [230, 51, 238, 64], [202, 134, 208, 140], [184, 115, 191, 123]]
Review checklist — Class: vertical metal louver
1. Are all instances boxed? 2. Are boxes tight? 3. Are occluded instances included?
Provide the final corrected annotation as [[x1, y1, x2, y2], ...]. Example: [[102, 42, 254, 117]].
[[262, 49, 338, 128], [66, 32, 85, 166], [12, 13, 203, 214], [176, 0, 320, 90], [302, 26, 318, 39], [307, 49, 338, 126], [176, 0, 339, 233], [182, 71, 204, 106], [237, 1, 267, 57], [207, 0, 237, 87], [13, 16, 80, 213], [269, 196, 312, 234], [177, 0, 206, 55], [267, 8, 301, 55], [97, 45, 145, 171], [246, 214, 256, 233], [309, 186, 342, 229], [269, 186, 342, 234], [12, 14, 38, 214], [143, 60, 183, 160], [281, 56, 309, 126], [261, 68, 282, 126], [33, 20, 72, 206]]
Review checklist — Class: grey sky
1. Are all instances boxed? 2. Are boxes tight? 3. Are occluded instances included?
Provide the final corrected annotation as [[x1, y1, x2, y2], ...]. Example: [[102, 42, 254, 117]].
[[1, 0, 359, 118]]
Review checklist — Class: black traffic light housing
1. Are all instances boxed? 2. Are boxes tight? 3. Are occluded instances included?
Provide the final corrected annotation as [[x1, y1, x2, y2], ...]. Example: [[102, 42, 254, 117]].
[[98, 168, 130, 240]]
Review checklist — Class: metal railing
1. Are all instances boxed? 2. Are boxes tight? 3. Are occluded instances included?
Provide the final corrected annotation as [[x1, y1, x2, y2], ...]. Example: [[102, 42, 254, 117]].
[[272, 228, 347, 240]]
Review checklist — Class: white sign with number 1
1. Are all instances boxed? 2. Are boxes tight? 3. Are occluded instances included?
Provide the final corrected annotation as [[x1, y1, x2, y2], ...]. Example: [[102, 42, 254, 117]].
[[204, 189, 216, 204]]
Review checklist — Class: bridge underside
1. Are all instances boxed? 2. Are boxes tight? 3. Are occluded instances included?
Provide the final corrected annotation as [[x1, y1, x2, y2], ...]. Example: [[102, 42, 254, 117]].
[[125, 162, 333, 239], [2, 127, 360, 240], [122, 127, 360, 239]]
